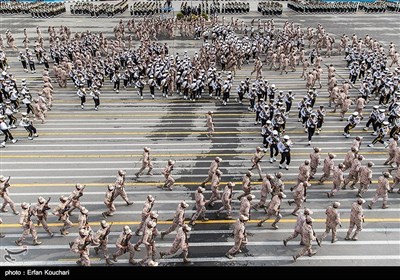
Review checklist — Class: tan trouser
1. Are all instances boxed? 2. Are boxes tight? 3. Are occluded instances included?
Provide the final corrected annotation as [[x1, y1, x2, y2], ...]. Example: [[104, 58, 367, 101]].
[[113, 243, 135, 260], [228, 236, 244, 255], [114, 188, 130, 203], [17, 223, 38, 243], [1, 194, 18, 213]]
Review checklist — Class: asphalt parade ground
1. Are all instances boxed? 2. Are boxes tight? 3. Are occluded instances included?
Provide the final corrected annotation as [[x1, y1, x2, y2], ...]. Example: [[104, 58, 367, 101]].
[[0, 1, 399, 267]]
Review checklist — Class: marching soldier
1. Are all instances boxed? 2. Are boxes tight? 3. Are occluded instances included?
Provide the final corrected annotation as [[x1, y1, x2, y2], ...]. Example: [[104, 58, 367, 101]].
[[318, 153, 336, 184], [389, 164, 400, 194], [215, 182, 234, 219], [257, 192, 286, 229], [135, 147, 153, 178], [113, 170, 133, 205], [71, 228, 95, 266], [343, 154, 364, 190], [327, 163, 345, 198], [357, 162, 374, 198], [78, 207, 89, 229], [138, 220, 158, 266], [134, 211, 159, 250], [309, 147, 321, 179], [283, 208, 313, 246], [208, 169, 222, 207], [160, 224, 192, 264], [278, 135, 293, 170], [237, 171, 253, 200], [94, 220, 113, 265], [252, 175, 273, 211], [161, 160, 176, 191], [368, 172, 391, 209], [297, 160, 311, 185], [19, 112, 38, 140], [206, 111, 214, 138], [343, 112, 361, 138], [248, 147, 266, 180], [239, 194, 254, 220], [343, 147, 358, 171], [225, 215, 249, 259], [345, 198, 366, 241], [201, 157, 222, 186], [161, 201, 189, 239], [288, 182, 310, 216], [15, 203, 42, 246], [67, 183, 85, 215], [102, 184, 116, 218], [135, 195, 155, 236], [112, 226, 136, 265], [33, 196, 53, 237], [0, 175, 19, 215], [292, 216, 319, 262], [53, 195, 72, 235], [0, 217, 4, 238], [320, 202, 341, 244], [189, 187, 208, 226]]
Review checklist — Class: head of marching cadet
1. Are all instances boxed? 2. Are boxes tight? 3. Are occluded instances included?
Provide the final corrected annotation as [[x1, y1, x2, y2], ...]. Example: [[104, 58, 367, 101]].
[[246, 171, 253, 178], [168, 159, 175, 166], [144, 147, 150, 152], [304, 208, 313, 215], [118, 169, 126, 177], [180, 201, 189, 208]]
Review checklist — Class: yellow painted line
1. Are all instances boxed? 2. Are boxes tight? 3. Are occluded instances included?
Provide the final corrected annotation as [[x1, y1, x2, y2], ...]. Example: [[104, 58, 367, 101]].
[[1, 218, 399, 228], [47, 113, 254, 117], [0, 151, 387, 159]]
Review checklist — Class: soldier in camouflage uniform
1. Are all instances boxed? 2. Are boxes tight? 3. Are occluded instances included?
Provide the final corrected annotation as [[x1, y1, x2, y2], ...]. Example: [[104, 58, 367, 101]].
[[320, 202, 341, 243]]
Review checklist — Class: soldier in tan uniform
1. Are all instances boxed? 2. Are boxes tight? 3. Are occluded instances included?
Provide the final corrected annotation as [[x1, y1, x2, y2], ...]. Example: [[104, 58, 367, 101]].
[[343, 147, 358, 171], [389, 165, 400, 194], [71, 228, 95, 266], [139, 220, 158, 265], [343, 154, 364, 190], [208, 169, 222, 207], [271, 172, 285, 195], [33, 196, 53, 237], [135, 147, 153, 178], [52, 195, 73, 235], [283, 208, 313, 246], [309, 147, 321, 179], [239, 194, 254, 220], [160, 224, 192, 263], [67, 183, 85, 215], [288, 182, 310, 216], [257, 192, 286, 229], [0, 217, 4, 238], [327, 163, 345, 198], [357, 162, 374, 197], [345, 198, 365, 241], [113, 170, 133, 205], [189, 187, 208, 226], [297, 160, 311, 185], [237, 171, 253, 200], [94, 220, 113, 265], [384, 136, 398, 165], [78, 207, 89, 229], [253, 175, 273, 211], [161, 201, 189, 239], [320, 202, 341, 243], [162, 160, 175, 191], [134, 212, 159, 250], [112, 225, 136, 265], [368, 172, 391, 209], [102, 184, 116, 218], [15, 203, 42, 246], [225, 215, 249, 259], [206, 111, 214, 138], [0, 175, 19, 215], [293, 216, 318, 262], [216, 182, 234, 219], [135, 195, 155, 236], [318, 153, 336, 184], [248, 147, 266, 180], [201, 157, 222, 186], [351, 136, 362, 151]]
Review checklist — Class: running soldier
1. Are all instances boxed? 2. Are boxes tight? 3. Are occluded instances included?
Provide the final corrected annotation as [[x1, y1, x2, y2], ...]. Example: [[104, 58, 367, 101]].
[[318, 153, 336, 184], [283, 208, 313, 246], [288, 182, 310, 216], [189, 187, 208, 226], [161, 160, 176, 191], [112, 226, 136, 265], [225, 215, 249, 259], [320, 202, 341, 244], [309, 147, 321, 179], [237, 171, 253, 200], [252, 174, 272, 211], [15, 203, 42, 246], [327, 163, 345, 198], [257, 192, 286, 229], [248, 147, 266, 180], [201, 157, 222, 186], [0, 175, 19, 215], [135, 195, 155, 236], [94, 220, 114, 265], [345, 198, 366, 241], [357, 162, 374, 198], [102, 184, 116, 218], [52, 195, 72, 236], [216, 182, 234, 219], [292, 216, 319, 262], [135, 147, 153, 178], [113, 170, 133, 205], [343, 155, 364, 190], [160, 224, 192, 264], [368, 172, 391, 209], [206, 111, 214, 138], [208, 169, 222, 207], [161, 201, 189, 239]]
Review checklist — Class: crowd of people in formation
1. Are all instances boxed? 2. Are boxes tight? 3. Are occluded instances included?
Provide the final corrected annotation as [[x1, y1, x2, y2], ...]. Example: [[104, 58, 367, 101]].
[[1, 10, 400, 265], [359, 1, 388, 13], [288, 0, 359, 13], [70, 0, 128, 17], [0, 1, 65, 17], [130, 0, 172, 17], [257, 1, 283, 16], [180, 0, 249, 17], [387, 1, 400, 12]]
